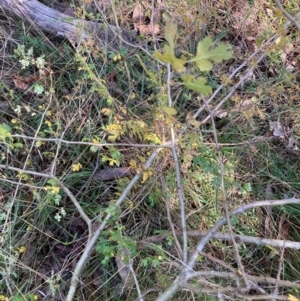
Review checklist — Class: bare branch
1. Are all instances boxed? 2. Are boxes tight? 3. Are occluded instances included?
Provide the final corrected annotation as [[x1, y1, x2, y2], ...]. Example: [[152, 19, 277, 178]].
[[138, 230, 300, 250], [236, 294, 290, 300], [186, 270, 300, 290], [273, 242, 286, 299], [166, 63, 188, 263], [12, 134, 173, 149], [161, 176, 183, 259]]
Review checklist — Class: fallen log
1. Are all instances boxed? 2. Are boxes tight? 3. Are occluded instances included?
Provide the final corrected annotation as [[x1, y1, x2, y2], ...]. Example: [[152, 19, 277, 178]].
[[0, 0, 136, 50]]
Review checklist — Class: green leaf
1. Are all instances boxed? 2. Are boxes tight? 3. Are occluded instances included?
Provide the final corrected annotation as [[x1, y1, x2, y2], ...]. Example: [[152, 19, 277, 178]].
[[181, 74, 212, 96], [47, 178, 59, 186], [189, 36, 232, 71], [0, 123, 11, 135], [154, 22, 186, 72], [33, 84, 44, 95], [12, 142, 23, 149], [160, 106, 177, 116]]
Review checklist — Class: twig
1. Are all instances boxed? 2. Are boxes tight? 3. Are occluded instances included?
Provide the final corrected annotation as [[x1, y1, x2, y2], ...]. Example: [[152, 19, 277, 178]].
[[12, 134, 173, 149], [273, 242, 286, 299], [185, 270, 300, 289], [129, 263, 144, 301], [187, 198, 300, 269], [138, 230, 300, 250], [1, 77, 54, 297], [160, 176, 183, 260], [273, 0, 300, 31], [2, 78, 53, 234], [166, 63, 188, 264], [236, 294, 290, 300], [181, 283, 236, 295]]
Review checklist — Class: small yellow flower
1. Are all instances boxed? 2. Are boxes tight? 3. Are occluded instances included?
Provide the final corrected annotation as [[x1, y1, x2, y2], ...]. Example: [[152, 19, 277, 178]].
[[158, 255, 163, 260], [0, 295, 9, 301], [11, 119, 18, 124], [45, 120, 52, 127], [18, 246, 26, 254], [44, 186, 60, 194], [34, 295, 39, 300], [72, 162, 83, 172], [113, 53, 121, 61]]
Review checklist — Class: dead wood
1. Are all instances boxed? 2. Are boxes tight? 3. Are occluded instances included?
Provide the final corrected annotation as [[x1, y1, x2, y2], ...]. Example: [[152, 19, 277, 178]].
[[0, 0, 136, 50]]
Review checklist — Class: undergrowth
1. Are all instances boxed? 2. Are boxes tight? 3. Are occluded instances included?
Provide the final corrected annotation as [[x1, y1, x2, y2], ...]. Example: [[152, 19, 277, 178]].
[[1, 0, 300, 300]]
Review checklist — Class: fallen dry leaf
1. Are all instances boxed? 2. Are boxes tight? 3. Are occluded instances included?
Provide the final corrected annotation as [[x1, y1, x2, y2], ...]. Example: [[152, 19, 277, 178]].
[[93, 167, 133, 181], [132, 3, 161, 35], [115, 248, 134, 287], [13, 77, 30, 91], [132, 3, 146, 26], [138, 23, 160, 35], [13, 68, 51, 91]]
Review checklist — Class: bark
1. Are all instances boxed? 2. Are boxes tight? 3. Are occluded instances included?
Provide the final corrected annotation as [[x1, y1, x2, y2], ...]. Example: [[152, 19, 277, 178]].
[[0, 0, 136, 50]]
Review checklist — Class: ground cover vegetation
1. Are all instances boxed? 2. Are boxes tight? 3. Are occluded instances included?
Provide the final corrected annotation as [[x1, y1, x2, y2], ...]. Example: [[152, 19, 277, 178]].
[[0, 0, 300, 300]]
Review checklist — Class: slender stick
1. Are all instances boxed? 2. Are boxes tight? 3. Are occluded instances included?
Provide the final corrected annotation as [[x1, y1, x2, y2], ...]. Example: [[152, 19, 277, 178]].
[[273, 0, 300, 31]]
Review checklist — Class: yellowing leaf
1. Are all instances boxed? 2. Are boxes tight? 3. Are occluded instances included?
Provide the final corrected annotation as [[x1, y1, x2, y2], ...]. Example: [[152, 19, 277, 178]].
[[164, 22, 177, 49], [154, 46, 186, 72], [142, 170, 153, 183], [129, 159, 137, 169], [288, 294, 299, 301], [101, 108, 113, 116], [189, 36, 232, 71], [154, 22, 186, 72], [44, 186, 60, 194], [143, 133, 161, 144], [181, 74, 212, 96]]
